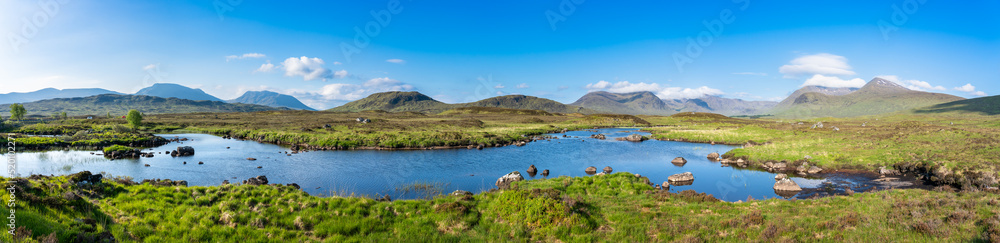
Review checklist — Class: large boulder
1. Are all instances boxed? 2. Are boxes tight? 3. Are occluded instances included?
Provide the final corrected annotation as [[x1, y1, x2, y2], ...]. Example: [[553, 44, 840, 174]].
[[590, 134, 606, 140], [773, 178, 802, 191], [774, 173, 788, 181], [603, 166, 613, 174], [495, 171, 524, 189], [243, 175, 269, 186], [707, 152, 720, 161], [667, 172, 694, 182], [616, 134, 647, 142], [175, 146, 195, 156], [585, 166, 597, 175], [796, 162, 810, 174], [671, 157, 688, 165], [526, 165, 538, 174], [807, 166, 823, 174]]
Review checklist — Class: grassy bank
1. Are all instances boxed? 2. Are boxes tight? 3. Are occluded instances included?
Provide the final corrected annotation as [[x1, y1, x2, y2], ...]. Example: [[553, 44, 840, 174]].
[[0, 120, 168, 150], [2, 172, 998, 242], [142, 110, 650, 149]]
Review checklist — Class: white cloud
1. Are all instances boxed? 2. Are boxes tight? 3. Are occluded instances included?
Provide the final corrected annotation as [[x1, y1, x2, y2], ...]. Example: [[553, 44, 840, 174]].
[[516, 83, 529, 89], [333, 61, 342, 65], [280, 56, 345, 81], [779, 53, 856, 78], [584, 80, 724, 100], [255, 62, 276, 73], [801, 74, 866, 88], [954, 83, 976, 92], [953, 83, 987, 96], [226, 53, 266, 61], [142, 64, 157, 71], [386, 59, 406, 64], [875, 75, 945, 91], [733, 72, 767, 76], [494, 84, 505, 89], [334, 70, 348, 79], [315, 77, 415, 101]]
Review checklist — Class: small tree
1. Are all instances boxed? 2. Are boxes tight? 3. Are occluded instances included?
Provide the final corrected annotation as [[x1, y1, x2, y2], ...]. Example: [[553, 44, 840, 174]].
[[60, 112, 68, 120], [126, 109, 142, 128], [9, 104, 25, 121]]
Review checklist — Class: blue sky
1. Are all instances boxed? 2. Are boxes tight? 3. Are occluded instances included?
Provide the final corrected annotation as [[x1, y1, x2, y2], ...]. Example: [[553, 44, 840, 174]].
[[1, 0, 997, 109]]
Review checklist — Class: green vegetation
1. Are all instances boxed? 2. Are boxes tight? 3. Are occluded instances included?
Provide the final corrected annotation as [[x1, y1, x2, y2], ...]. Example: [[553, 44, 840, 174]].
[[0, 94, 284, 117], [140, 110, 637, 149], [0, 119, 167, 150], [913, 94, 1000, 115], [9, 103, 26, 120], [3, 172, 998, 242], [127, 109, 143, 127], [102, 145, 134, 154]]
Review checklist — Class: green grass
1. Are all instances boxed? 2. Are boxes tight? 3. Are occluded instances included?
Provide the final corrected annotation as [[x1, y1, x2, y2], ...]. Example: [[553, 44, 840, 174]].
[[3, 172, 998, 242], [638, 112, 1000, 189], [102, 145, 134, 154]]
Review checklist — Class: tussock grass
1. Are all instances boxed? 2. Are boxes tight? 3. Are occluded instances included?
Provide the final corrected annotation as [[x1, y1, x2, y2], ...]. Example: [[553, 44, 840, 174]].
[[4, 172, 998, 242]]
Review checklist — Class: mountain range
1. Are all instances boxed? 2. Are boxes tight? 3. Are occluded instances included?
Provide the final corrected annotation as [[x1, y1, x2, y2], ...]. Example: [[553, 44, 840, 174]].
[[1, 83, 316, 111], [0, 94, 284, 117], [2, 78, 991, 118]]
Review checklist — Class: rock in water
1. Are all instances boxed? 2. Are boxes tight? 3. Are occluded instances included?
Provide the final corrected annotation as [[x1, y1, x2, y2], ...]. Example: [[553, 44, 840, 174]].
[[807, 166, 823, 174], [585, 166, 597, 175], [667, 172, 694, 182], [541, 169, 549, 176], [707, 152, 720, 161], [773, 178, 802, 191], [175, 146, 195, 156], [774, 174, 788, 181], [495, 171, 524, 189], [526, 165, 538, 174], [616, 134, 646, 142], [671, 157, 688, 165], [603, 166, 613, 174]]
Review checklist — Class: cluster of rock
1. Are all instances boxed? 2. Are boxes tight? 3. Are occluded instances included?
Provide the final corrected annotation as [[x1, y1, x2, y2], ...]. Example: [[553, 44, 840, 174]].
[[590, 134, 606, 140], [796, 162, 823, 174], [243, 175, 269, 186], [69, 171, 103, 184], [355, 117, 371, 123], [104, 149, 149, 159], [140, 178, 188, 187], [167, 137, 190, 142], [170, 146, 195, 157], [616, 134, 646, 142], [719, 158, 750, 167]]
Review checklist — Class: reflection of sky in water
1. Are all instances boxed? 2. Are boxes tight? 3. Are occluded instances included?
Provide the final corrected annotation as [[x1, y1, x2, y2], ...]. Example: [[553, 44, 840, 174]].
[[3, 129, 874, 201]]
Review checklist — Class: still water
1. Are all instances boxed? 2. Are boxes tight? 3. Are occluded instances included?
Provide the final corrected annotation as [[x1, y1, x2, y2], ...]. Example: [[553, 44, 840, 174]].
[[5, 128, 842, 201]]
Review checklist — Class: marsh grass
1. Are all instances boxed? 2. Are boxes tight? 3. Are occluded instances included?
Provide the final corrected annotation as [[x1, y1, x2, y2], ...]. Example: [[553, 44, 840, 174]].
[[8, 172, 1000, 242]]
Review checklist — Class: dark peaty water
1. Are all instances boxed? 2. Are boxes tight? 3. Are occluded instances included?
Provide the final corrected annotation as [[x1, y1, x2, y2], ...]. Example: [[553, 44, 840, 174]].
[[6, 128, 896, 201]]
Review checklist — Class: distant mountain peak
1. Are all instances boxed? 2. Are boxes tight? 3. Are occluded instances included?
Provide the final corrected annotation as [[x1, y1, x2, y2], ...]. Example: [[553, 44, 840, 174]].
[[230, 90, 315, 111], [135, 83, 222, 102], [859, 77, 911, 93]]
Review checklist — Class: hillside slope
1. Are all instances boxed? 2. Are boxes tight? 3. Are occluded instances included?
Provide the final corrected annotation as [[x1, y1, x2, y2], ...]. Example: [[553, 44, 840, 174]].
[[329, 92, 595, 114], [913, 94, 1000, 115], [570, 91, 671, 115], [774, 78, 965, 118]]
